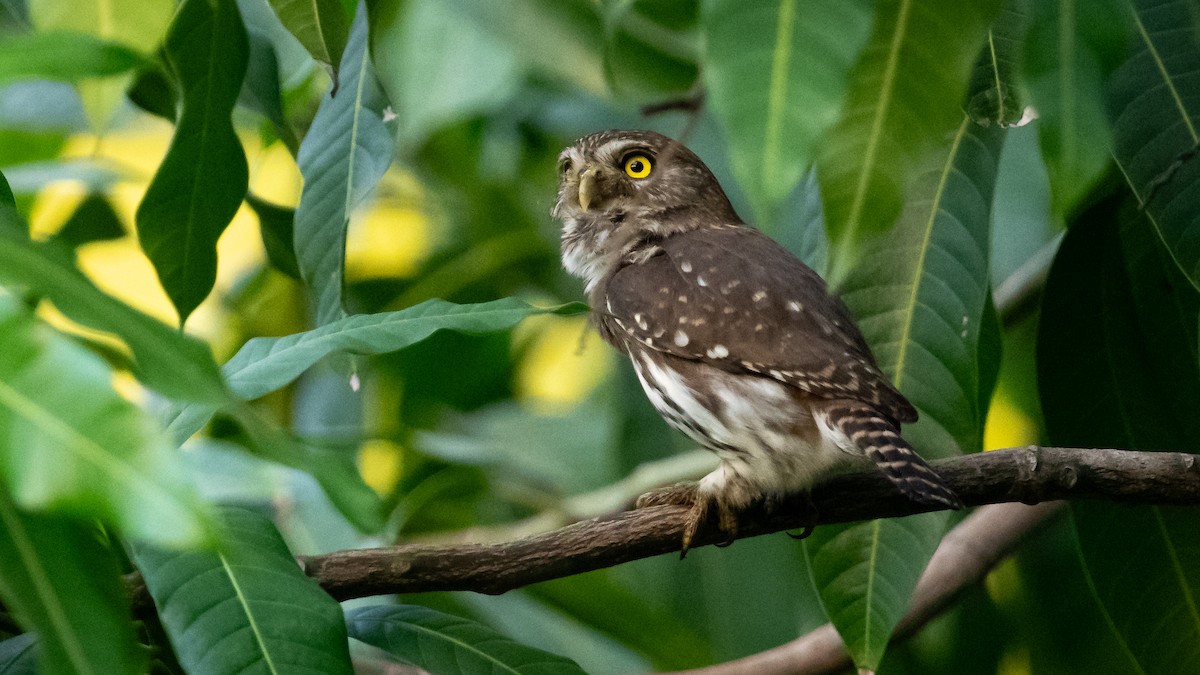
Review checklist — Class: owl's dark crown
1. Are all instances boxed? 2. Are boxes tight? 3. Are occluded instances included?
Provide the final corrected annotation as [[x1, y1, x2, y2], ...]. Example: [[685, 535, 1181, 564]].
[[553, 130, 740, 293]]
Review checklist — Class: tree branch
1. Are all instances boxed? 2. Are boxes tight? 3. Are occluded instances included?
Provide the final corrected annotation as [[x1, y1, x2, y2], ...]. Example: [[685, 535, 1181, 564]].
[[298, 446, 1199, 601], [669, 501, 1066, 674]]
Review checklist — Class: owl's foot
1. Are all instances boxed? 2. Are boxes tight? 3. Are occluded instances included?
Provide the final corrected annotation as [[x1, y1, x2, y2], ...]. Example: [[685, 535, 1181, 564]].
[[785, 490, 819, 540], [636, 483, 738, 558]]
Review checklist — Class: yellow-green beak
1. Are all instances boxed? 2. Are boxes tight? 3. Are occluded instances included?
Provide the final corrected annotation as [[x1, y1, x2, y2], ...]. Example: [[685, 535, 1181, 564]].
[[578, 166, 597, 213]]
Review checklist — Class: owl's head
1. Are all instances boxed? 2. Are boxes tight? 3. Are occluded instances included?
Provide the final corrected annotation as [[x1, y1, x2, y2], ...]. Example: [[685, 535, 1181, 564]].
[[552, 130, 739, 292]]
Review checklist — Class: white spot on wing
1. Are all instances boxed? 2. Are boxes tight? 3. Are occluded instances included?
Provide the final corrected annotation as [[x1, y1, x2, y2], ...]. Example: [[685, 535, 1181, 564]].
[[674, 330, 690, 347], [707, 345, 729, 359], [697, 276, 707, 287], [753, 290, 767, 302], [787, 300, 803, 312], [680, 261, 693, 273]]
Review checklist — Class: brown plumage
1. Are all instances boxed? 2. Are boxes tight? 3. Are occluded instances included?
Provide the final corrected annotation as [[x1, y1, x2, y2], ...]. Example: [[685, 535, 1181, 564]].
[[552, 130, 961, 554]]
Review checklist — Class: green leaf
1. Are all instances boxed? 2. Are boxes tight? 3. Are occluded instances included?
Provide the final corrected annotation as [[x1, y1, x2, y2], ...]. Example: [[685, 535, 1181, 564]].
[[1106, 0, 1200, 291], [0, 294, 211, 546], [135, 0, 250, 325], [1038, 187, 1200, 675], [1023, 0, 1125, 217], [294, 4, 392, 325], [0, 31, 145, 85], [247, 193, 301, 279], [0, 634, 37, 674], [370, 0, 518, 146], [703, 0, 872, 221], [346, 604, 587, 674], [134, 506, 354, 675], [807, 119, 1006, 669], [602, 0, 699, 99], [52, 193, 126, 249], [0, 170, 12, 207], [241, 31, 299, 153], [0, 496, 143, 675], [267, 0, 350, 76], [167, 298, 585, 442], [818, 0, 1000, 282], [0, 207, 228, 405], [965, 0, 1027, 127]]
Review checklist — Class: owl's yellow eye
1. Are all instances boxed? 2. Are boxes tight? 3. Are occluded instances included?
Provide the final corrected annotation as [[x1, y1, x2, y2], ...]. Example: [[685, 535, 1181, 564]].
[[623, 153, 653, 179]]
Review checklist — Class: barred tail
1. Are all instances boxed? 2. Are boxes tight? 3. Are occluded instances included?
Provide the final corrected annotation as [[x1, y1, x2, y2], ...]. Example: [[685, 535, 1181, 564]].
[[825, 405, 963, 510]]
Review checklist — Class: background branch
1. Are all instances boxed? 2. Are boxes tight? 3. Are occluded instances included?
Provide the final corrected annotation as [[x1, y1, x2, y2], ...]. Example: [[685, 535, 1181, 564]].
[[670, 501, 1066, 674], [298, 446, 1198, 601]]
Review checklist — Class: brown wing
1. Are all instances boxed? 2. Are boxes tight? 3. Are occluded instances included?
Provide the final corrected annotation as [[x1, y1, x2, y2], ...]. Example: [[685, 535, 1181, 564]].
[[601, 225, 917, 423]]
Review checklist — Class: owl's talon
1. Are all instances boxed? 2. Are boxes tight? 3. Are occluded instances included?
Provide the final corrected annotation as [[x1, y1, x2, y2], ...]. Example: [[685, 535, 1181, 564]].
[[637, 482, 698, 509]]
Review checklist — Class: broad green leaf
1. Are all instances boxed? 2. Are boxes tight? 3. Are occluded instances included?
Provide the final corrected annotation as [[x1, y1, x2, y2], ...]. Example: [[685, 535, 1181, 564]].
[[294, 4, 392, 325], [0, 31, 145, 85], [1106, 0, 1200, 291], [1023, 0, 1124, 217], [134, 506, 354, 675], [167, 298, 585, 443], [704, 0, 872, 222], [0, 496, 142, 675], [818, 0, 1000, 282], [241, 31, 299, 153], [28, 0, 174, 131], [0, 207, 228, 405], [346, 604, 587, 674], [807, 119, 1006, 669], [0, 634, 37, 674], [1039, 190, 1200, 675], [370, 0, 518, 146], [267, 0, 350, 76], [0, 294, 210, 546], [965, 0, 1027, 127], [53, 193, 125, 249], [135, 0, 250, 325]]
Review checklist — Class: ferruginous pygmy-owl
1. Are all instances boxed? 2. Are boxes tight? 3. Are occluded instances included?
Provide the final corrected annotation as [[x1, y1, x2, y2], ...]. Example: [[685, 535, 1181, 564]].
[[552, 130, 962, 554]]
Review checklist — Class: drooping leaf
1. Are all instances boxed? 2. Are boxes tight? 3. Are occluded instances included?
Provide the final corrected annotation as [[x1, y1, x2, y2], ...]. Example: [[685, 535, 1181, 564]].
[[0, 294, 211, 546], [52, 192, 125, 249], [1023, 0, 1125, 217], [0, 207, 228, 405], [1106, 0, 1200, 291], [0, 31, 145, 85], [704, 0, 872, 222], [965, 0, 1027, 127], [267, 0, 350, 77], [806, 119, 1006, 670], [818, 0, 1001, 282], [167, 298, 586, 443], [293, 3, 392, 325], [0, 633, 37, 674], [346, 604, 586, 674], [369, 0, 518, 147], [135, 0, 250, 325], [134, 506, 354, 675], [1038, 189, 1200, 675], [0, 495, 143, 675]]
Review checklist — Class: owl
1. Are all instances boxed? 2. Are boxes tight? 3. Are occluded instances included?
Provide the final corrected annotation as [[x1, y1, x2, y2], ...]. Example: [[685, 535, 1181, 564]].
[[552, 130, 961, 555]]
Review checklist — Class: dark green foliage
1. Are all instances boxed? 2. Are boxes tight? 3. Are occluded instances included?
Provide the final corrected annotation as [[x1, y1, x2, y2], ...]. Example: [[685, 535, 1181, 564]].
[[0, 1, 1197, 673]]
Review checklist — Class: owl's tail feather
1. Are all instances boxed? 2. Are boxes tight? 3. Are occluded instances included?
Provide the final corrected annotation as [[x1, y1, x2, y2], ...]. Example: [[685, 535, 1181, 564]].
[[826, 404, 964, 510]]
